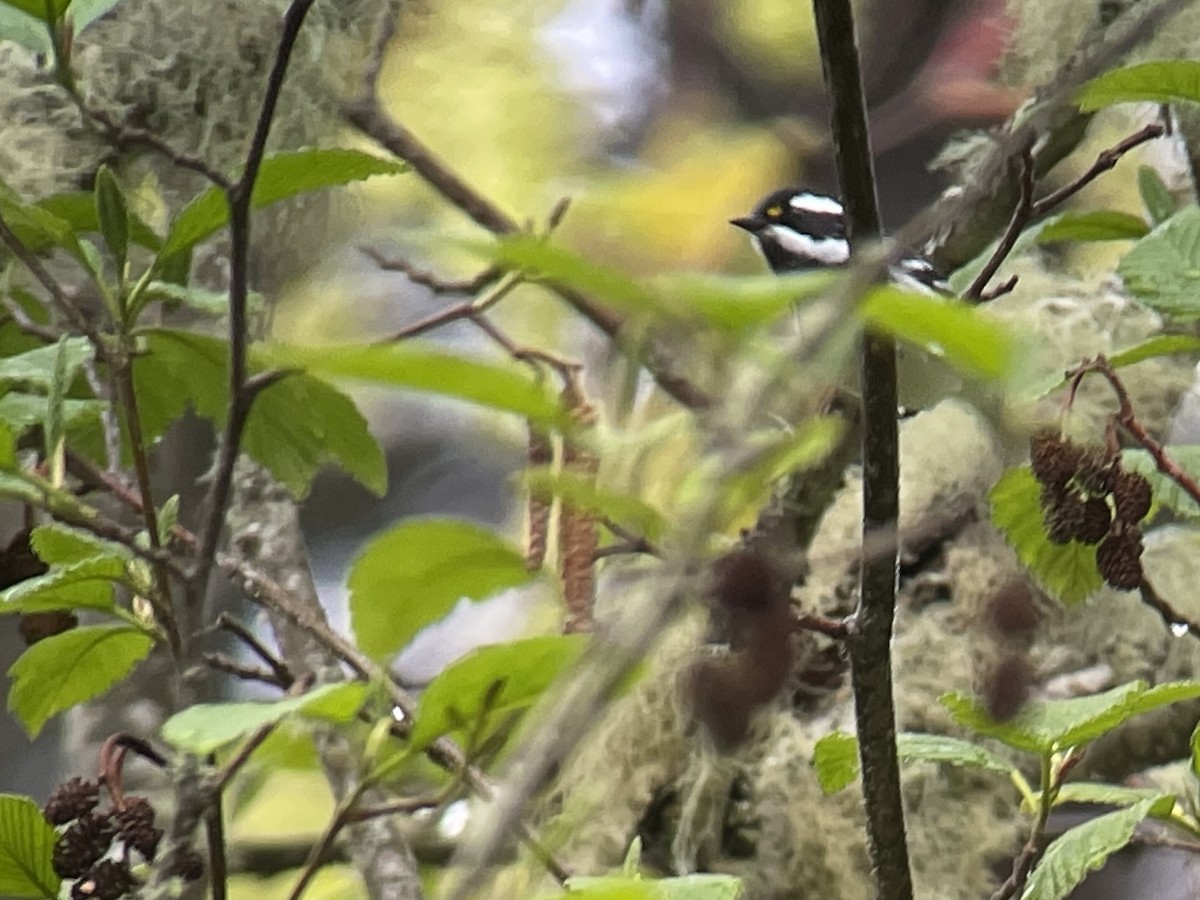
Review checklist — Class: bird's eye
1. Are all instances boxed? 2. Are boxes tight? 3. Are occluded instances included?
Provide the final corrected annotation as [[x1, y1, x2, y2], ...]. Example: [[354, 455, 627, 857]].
[[766, 205, 782, 218]]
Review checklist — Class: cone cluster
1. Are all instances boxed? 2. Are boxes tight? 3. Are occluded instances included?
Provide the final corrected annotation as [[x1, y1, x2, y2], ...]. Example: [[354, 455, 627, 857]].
[[1030, 432, 1152, 590], [43, 779, 196, 899]]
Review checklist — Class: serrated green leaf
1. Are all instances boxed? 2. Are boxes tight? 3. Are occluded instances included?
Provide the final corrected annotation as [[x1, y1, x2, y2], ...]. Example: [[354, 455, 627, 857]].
[[812, 731, 859, 794], [939, 681, 1200, 755], [30, 522, 130, 566], [1077, 60, 1200, 111], [525, 468, 665, 545], [1109, 334, 1200, 369], [1120, 447, 1200, 517], [1137, 166, 1178, 225], [0, 556, 128, 614], [348, 519, 535, 660], [1118, 207, 1200, 318], [7, 624, 154, 737], [1021, 798, 1155, 900], [859, 286, 1017, 381], [649, 271, 840, 332], [157, 494, 179, 546], [241, 371, 386, 499], [161, 682, 369, 755], [259, 342, 563, 427], [0, 794, 59, 899], [410, 634, 587, 750], [0, 5, 51, 53], [988, 467, 1102, 605], [158, 149, 405, 262], [131, 330, 386, 498], [0, 199, 82, 261], [136, 281, 265, 317], [1037, 211, 1148, 243], [1053, 783, 1173, 816], [896, 733, 1014, 774], [0, 338, 91, 391], [93, 165, 129, 272]]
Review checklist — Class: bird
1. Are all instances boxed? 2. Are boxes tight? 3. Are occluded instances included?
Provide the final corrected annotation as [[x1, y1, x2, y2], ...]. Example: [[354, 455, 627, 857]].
[[730, 187, 946, 292]]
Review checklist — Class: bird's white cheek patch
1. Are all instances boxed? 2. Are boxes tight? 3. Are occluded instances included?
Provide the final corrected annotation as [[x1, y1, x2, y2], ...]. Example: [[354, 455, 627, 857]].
[[764, 225, 850, 265]]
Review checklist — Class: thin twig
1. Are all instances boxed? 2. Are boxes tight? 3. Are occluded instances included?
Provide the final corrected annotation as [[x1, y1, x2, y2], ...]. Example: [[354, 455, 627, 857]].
[[212, 674, 314, 794], [76, 105, 231, 189], [1029, 123, 1165, 217], [343, 793, 447, 823], [287, 783, 366, 900], [201, 653, 289, 689], [360, 246, 501, 296], [206, 798, 229, 900], [1139, 578, 1200, 641], [216, 613, 295, 686], [191, 0, 318, 616], [964, 144, 1036, 302]]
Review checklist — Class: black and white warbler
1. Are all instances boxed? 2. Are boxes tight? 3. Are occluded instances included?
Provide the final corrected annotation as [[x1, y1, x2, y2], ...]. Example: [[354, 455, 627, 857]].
[[731, 187, 946, 293]]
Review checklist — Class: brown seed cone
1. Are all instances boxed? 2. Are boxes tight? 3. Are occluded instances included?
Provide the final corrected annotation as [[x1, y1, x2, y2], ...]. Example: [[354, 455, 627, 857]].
[[1112, 467, 1153, 524], [44, 777, 99, 826], [53, 813, 116, 879], [114, 797, 160, 861], [71, 858, 133, 900], [559, 389, 599, 634], [1030, 431, 1082, 488], [523, 423, 553, 572], [166, 848, 205, 882], [1044, 489, 1086, 544], [1096, 524, 1145, 591], [1074, 448, 1115, 496], [1075, 497, 1113, 545]]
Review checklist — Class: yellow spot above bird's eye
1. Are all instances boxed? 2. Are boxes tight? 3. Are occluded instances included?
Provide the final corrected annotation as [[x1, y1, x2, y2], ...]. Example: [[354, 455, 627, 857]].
[[766, 205, 782, 217]]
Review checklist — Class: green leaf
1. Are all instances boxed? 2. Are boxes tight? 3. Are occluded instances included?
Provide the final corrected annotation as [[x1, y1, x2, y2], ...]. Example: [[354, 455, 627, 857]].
[[1118, 207, 1200, 318], [131, 330, 386, 498], [1109, 334, 1200, 369], [7, 624, 154, 738], [158, 149, 405, 262], [0, 0, 69, 23], [410, 634, 588, 750], [1053, 783, 1174, 815], [940, 681, 1200, 755], [1120, 447, 1200, 517], [36, 192, 161, 252], [43, 336, 70, 465], [1021, 798, 1155, 900], [157, 494, 179, 547], [0, 420, 13, 470], [896, 733, 1014, 774], [487, 235, 659, 317], [0, 394, 104, 442], [65, 0, 125, 32], [0, 794, 58, 899], [0, 5, 51, 53], [649, 271, 840, 332], [1036, 211, 1149, 243], [93, 165, 129, 272], [30, 522, 130, 566], [1138, 166, 1178, 225], [811, 731, 859, 794], [988, 467, 1102, 605], [1077, 60, 1200, 111], [0, 338, 92, 390], [135, 281, 266, 317], [0, 197, 81, 260], [859, 286, 1017, 381], [260, 342, 563, 427], [161, 682, 369, 755], [241, 371, 386, 499], [0, 556, 128, 614], [348, 519, 535, 660], [526, 468, 666, 544]]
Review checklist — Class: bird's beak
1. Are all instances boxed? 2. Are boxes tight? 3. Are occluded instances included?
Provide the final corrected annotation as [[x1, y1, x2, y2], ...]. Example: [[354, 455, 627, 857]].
[[729, 216, 761, 233]]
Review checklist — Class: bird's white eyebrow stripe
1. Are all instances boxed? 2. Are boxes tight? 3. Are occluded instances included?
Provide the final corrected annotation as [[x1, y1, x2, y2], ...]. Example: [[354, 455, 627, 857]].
[[763, 224, 850, 265], [789, 192, 844, 216]]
